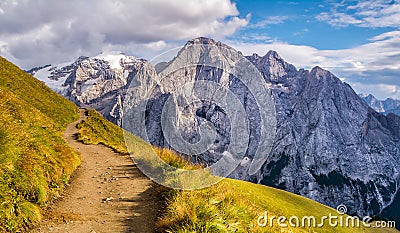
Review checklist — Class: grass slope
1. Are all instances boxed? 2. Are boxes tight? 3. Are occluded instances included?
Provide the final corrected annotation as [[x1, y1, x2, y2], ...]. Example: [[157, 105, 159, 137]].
[[77, 109, 398, 232], [0, 57, 80, 232]]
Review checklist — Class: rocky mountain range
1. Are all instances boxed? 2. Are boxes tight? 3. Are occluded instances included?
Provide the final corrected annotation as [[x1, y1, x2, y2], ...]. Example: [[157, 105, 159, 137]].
[[359, 93, 400, 116], [27, 52, 147, 125], [29, 38, 400, 224]]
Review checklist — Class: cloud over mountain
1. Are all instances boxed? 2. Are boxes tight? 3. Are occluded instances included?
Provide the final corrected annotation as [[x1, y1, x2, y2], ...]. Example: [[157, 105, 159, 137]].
[[0, 0, 248, 68], [316, 0, 400, 28]]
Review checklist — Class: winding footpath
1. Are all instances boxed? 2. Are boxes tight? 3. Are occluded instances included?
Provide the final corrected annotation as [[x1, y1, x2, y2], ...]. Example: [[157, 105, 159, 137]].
[[30, 109, 160, 233]]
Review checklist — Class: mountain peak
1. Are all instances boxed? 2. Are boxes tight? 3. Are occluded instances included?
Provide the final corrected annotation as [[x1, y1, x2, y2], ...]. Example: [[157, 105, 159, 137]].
[[185, 37, 217, 46], [183, 37, 235, 52], [246, 50, 297, 82], [264, 50, 281, 60], [310, 66, 331, 77], [250, 53, 262, 59], [360, 93, 400, 116]]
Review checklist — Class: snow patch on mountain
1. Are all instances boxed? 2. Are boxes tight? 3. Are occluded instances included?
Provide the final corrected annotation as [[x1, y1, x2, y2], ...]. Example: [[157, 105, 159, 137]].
[[30, 61, 75, 95], [94, 52, 139, 70]]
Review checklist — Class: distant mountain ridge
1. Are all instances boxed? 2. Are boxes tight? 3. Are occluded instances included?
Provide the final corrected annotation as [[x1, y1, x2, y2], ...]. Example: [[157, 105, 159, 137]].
[[27, 53, 147, 125], [28, 38, 400, 227], [359, 93, 400, 116]]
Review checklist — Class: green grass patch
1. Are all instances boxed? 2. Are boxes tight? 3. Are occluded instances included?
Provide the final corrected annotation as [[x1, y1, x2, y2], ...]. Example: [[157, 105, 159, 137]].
[[76, 109, 128, 154], [0, 56, 80, 232]]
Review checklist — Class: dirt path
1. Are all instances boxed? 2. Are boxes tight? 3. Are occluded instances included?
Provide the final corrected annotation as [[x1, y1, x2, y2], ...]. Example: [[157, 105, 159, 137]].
[[30, 109, 161, 233]]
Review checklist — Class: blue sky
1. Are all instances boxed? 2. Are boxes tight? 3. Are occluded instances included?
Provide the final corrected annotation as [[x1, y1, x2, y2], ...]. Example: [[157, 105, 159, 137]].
[[0, 0, 399, 99], [232, 0, 392, 49]]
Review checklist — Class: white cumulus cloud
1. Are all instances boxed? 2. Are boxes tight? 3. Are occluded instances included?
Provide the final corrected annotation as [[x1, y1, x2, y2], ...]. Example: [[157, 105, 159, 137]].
[[317, 0, 400, 28], [0, 0, 249, 69]]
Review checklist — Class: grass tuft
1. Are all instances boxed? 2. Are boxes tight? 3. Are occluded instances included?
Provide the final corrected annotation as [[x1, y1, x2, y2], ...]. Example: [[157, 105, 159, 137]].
[[153, 147, 202, 170], [76, 109, 128, 154]]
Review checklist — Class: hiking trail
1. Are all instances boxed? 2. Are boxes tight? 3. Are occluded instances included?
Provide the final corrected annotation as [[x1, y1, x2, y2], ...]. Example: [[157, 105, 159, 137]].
[[30, 109, 160, 233]]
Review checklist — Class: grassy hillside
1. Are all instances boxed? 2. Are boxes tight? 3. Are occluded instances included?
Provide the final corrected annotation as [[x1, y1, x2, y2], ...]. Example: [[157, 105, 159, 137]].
[[76, 109, 398, 232], [0, 57, 80, 232]]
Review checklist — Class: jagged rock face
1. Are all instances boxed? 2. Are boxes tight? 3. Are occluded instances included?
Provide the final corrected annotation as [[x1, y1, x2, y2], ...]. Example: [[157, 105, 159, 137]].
[[123, 38, 276, 180], [248, 51, 297, 83], [246, 53, 400, 217], [29, 38, 400, 221], [29, 53, 146, 125], [359, 93, 400, 116]]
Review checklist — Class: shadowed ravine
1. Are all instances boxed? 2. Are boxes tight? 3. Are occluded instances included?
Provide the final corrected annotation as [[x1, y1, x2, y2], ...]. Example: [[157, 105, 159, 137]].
[[30, 109, 160, 233]]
